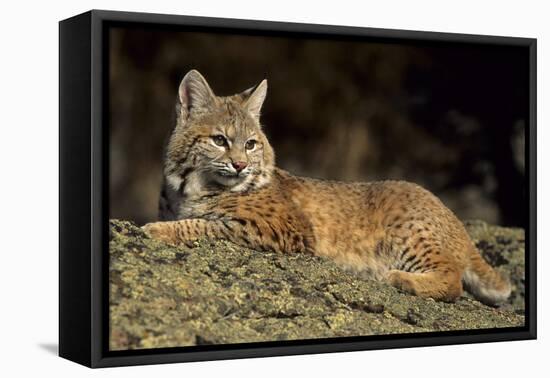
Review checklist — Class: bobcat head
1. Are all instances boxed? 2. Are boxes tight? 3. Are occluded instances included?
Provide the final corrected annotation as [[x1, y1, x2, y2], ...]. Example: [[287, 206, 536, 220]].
[[164, 70, 275, 195]]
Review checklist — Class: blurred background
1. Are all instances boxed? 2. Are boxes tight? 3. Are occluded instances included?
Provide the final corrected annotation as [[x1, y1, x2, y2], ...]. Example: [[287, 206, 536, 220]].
[[109, 25, 528, 228]]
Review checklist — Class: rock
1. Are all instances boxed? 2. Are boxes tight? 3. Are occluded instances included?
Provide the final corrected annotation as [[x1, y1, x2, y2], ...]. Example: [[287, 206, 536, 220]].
[[109, 219, 525, 351]]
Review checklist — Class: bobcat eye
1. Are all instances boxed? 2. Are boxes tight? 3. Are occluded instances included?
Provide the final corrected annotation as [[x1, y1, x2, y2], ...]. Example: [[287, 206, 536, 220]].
[[212, 135, 227, 147], [245, 139, 257, 150]]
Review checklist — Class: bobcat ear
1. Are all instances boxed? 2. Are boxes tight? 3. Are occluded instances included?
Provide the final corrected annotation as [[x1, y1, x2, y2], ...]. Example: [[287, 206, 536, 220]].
[[241, 79, 268, 120], [178, 70, 217, 118]]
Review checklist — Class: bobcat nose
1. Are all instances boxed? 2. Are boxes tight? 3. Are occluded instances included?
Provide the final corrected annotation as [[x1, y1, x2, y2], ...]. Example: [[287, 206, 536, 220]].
[[232, 161, 248, 173]]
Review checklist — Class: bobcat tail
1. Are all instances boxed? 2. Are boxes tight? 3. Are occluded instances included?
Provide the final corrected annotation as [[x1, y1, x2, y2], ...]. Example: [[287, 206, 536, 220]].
[[462, 246, 512, 306]]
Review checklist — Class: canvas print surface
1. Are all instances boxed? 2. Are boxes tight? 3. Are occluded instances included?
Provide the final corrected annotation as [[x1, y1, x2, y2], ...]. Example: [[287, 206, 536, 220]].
[[108, 25, 527, 351]]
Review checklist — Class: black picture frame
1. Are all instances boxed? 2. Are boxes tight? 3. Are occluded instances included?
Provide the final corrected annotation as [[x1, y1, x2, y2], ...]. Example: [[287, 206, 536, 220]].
[[59, 9, 537, 368]]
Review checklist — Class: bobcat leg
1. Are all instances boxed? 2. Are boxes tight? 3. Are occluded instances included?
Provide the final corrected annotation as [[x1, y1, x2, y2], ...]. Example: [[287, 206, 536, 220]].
[[142, 218, 309, 253], [387, 268, 463, 302], [142, 219, 228, 246]]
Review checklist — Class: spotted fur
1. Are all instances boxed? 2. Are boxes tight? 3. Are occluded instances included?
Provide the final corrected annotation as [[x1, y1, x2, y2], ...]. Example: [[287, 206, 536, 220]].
[[143, 70, 511, 305]]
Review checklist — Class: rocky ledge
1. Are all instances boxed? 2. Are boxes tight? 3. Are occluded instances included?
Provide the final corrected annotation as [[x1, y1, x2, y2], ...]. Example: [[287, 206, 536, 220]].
[[109, 219, 525, 350]]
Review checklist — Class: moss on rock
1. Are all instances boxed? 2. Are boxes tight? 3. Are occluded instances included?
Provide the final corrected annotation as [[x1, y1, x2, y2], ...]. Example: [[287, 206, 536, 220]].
[[109, 219, 525, 351]]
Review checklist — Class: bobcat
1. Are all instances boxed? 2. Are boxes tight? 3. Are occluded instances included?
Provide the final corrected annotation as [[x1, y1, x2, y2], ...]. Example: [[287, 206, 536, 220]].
[[143, 69, 511, 305]]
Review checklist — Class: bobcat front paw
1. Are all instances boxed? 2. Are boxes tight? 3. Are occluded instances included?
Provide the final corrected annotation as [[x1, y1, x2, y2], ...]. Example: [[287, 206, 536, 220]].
[[142, 222, 178, 245], [387, 270, 416, 294]]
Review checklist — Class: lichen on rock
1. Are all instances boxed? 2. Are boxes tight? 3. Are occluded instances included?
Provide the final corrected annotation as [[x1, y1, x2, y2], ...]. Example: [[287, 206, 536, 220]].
[[109, 219, 525, 351]]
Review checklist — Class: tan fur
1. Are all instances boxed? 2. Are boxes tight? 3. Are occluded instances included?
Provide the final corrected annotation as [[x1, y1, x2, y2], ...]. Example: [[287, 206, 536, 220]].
[[143, 70, 511, 305]]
